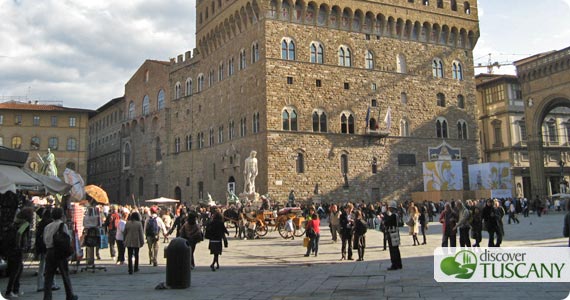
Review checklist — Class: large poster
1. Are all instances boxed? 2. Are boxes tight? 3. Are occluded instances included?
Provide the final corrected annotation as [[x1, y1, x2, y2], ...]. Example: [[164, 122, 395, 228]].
[[423, 161, 463, 191], [468, 162, 512, 191]]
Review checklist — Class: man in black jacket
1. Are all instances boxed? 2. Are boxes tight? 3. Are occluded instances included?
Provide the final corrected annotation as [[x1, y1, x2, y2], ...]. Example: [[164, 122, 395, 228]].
[[339, 203, 354, 260], [385, 201, 402, 270]]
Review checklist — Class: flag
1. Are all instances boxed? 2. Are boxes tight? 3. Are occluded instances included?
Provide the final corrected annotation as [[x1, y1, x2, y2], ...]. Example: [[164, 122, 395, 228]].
[[384, 107, 392, 130], [365, 106, 371, 129]]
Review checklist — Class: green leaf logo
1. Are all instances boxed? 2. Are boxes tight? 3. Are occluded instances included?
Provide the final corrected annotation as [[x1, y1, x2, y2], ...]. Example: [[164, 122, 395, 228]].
[[440, 250, 477, 279]]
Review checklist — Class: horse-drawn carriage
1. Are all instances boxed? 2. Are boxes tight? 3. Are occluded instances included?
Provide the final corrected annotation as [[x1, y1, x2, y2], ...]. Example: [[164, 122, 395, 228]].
[[241, 207, 306, 239]]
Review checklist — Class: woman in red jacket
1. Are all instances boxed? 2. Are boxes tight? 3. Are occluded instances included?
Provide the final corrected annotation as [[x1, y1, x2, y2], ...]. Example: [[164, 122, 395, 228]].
[[304, 213, 320, 257]]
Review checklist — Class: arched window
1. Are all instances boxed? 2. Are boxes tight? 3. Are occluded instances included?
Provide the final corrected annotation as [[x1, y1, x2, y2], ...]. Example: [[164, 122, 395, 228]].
[[296, 152, 305, 173], [174, 81, 182, 99], [464, 2, 471, 14], [157, 89, 165, 111], [185, 78, 192, 96], [310, 42, 324, 64], [218, 62, 224, 81], [11, 136, 22, 149], [437, 0, 444, 8], [251, 42, 259, 63], [401, 92, 408, 104], [338, 46, 352, 67], [48, 137, 58, 150], [437, 93, 446, 107], [365, 50, 374, 69], [457, 94, 465, 108], [128, 101, 135, 119], [197, 74, 204, 92], [397, 53, 407, 73], [457, 120, 468, 140], [312, 110, 327, 132], [282, 107, 298, 131], [67, 138, 77, 151], [341, 112, 355, 134], [400, 119, 410, 137], [423, 0, 429, 5], [252, 112, 260, 133], [175, 137, 181, 153], [451, 0, 457, 11], [436, 117, 448, 138], [281, 38, 295, 60], [340, 153, 349, 174], [452, 61, 463, 80], [432, 58, 444, 78], [268, 0, 277, 18], [142, 95, 150, 116], [239, 49, 247, 69], [155, 137, 162, 161], [123, 143, 131, 168], [546, 118, 558, 143]]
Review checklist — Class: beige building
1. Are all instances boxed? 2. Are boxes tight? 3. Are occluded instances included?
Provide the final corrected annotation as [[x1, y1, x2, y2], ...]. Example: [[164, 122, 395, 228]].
[[144, 0, 483, 204], [0, 100, 92, 181], [514, 46, 570, 202], [476, 73, 570, 199], [87, 97, 125, 203]]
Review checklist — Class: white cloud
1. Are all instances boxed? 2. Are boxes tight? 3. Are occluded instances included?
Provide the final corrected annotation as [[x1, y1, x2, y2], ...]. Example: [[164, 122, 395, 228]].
[[563, 0, 570, 9], [0, 0, 195, 109]]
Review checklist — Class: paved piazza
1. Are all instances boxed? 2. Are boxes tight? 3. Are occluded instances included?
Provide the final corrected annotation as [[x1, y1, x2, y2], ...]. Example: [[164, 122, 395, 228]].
[[2, 212, 569, 300]]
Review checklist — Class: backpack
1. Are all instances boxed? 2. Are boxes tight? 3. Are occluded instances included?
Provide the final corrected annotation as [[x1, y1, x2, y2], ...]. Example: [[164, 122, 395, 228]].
[[53, 223, 74, 259], [146, 217, 160, 237]]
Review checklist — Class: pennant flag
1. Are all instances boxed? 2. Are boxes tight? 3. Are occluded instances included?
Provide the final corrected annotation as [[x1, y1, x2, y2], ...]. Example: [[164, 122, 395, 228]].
[[365, 106, 371, 128], [384, 107, 392, 130]]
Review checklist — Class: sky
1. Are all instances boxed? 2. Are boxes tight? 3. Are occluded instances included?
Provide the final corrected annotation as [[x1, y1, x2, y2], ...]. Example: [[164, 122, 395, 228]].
[[0, 0, 569, 110]]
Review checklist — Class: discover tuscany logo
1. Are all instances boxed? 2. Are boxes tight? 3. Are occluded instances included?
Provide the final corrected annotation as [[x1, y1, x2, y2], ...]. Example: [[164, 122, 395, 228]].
[[434, 247, 570, 282]]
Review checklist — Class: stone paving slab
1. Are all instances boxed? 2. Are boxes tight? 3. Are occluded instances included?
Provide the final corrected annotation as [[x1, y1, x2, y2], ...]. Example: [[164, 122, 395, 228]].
[[1, 212, 569, 299]]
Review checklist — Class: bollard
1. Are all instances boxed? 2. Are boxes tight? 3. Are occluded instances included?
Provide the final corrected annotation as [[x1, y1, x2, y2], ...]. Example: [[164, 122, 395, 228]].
[[165, 237, 191, 289]]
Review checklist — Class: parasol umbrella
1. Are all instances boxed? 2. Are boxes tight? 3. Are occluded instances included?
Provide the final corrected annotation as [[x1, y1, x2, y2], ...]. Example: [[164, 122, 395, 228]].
[[84, 185, 109, 205], [63, 168, 85, 201]]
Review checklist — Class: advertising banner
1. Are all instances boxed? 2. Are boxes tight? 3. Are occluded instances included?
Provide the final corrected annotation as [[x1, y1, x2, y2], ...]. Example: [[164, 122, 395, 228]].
[[423, 161, 463, 191]]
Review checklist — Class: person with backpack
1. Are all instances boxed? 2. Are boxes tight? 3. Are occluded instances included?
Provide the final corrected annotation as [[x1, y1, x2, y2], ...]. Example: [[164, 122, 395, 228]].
[[103, 206, 120, 260], [453, 200, 472, 247], [352, 210, 367, 261], [35, 208, 60, 293], [3, 207, 33, 298], [304, 213, 320, 257], [144, 206, 167, 266], [43, 207, 78, 300]]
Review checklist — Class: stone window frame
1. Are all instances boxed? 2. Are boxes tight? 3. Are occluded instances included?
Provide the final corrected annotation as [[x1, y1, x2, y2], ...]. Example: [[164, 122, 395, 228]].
[[128, 101, 135, 119], [218, 125, 224, 144], [185, 78, 193, 97], [197, 74, 205, 92], [340, 110, 355, 134], [31, 136, 40, 150], [437, 93, 446, 107], [295, 149, 306, 174], [252, 112, 260, 133], [435, 117, 448, 138], [48, 136, 58, 150], [123, 142, 131, 169], [396, 53, 407, 73], [457, 94, 465, 109], [282, 106, 298, 131], [208, 69, 215, 87], [175, 137, 181, 154], [340, 152, 349, 175], [33, 115, 40, 126], [401, 92, 408, 104], [281, 37, 296, 61], [228, 57, 235, 76], [209, 127, 215, 146], [338, 45, 352, 67], [175, 81, 182, 99], [251, 41, 260, 63], [365, 49, 375, 70], [239, 48, 247, 70], [142, 95, 150, 116], [464, 1, 471, 14], [452, 60, 464, 80], [67, 137, 77, 151], [310, 41, 324, 64], [229, 120, 235, 140], [312, 108, 327, 133], [218, 61, 224, 81], [457, 119, 468, 140], [545, 118, 558, 144], [432, 57, 444, 78], [451, 0, 458, 11], [186, 134, 192, 151]]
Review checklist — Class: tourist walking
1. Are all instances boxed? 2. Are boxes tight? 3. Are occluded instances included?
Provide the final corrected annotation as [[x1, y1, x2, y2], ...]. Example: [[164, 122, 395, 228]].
[[419, 205, 428, 245], [508, 201, 520, 224], [454, 200, 471, 247], [4, 207, 33, 298], [482, 199, 502, 247], [205, 212, 229, 271], [328, 204, 341, 242], [385, 201, 402, 270], [470, 206, 483, 247], [408, 205, 420, 246], [144, 206, 167, 266], [42, 207, 78, 300], [304, 213, 320, 257], [35, 208, 60, 293], [123, 212, 145, 274], [115, 211, 127, 265], [180, 213, 203, 269], [339, 203, 354, 260], [439, 203, 457, 247], [352, 210, 367, 261]]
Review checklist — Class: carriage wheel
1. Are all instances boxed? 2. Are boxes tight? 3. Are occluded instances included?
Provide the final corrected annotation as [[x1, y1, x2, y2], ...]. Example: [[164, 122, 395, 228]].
[[293, 221, 306, 237], [277, 222, 289, 239], [256, 221, 268, 236]]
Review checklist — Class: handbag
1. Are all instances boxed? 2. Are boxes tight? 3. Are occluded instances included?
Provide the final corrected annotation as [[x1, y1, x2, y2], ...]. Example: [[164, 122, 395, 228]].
[[99, 228, 109, 249], [387, 227, 400, 247], [406, 217, 415, 227], [303, 237, 310, 247]]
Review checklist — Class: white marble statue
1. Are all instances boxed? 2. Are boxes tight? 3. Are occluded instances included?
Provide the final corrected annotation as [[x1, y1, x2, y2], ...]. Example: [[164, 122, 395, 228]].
[[243, 150, 258, 194], [41, 148, 58, 177]]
